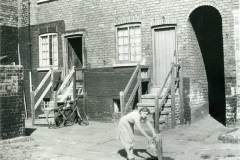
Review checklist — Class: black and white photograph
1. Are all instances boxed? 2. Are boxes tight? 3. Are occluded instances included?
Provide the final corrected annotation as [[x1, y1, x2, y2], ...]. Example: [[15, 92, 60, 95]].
[[0, 0, 240, 159]]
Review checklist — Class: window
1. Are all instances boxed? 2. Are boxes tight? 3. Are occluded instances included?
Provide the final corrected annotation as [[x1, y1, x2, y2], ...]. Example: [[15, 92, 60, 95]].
[[39, 33, 58, 69], [116, 25, 141, 62]]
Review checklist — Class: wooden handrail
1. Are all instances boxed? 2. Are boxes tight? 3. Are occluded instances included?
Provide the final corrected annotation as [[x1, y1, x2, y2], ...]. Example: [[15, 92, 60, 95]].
[[125, 80, 141, 112], [156, 64, 174, 98], [34, 70, 51, 96], [57, 66, 75, 94], [155, 63, 180, 131], [120, 64, 142, 115], [34, 82, 53, 109], [123, 64, 141, 95]]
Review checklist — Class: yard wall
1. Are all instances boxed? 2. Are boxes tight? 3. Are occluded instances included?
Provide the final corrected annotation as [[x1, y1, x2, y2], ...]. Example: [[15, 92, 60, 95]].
[[0, 65, 25, 139], [85, 67, 135, 121]]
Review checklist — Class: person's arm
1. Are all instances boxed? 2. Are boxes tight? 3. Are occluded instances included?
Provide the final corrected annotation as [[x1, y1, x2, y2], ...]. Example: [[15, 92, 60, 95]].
[[135, 120, 151, 140], [146, 120, 157, 137]]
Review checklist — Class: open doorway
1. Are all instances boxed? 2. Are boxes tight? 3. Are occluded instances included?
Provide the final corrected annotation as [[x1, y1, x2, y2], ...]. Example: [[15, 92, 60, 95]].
[[189, 6, 226, 125], [67, 36, 83, 70]]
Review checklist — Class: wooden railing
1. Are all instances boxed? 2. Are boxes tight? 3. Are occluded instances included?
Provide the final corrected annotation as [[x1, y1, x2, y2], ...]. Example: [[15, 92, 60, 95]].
[[57, 66, 75, 95], [120, 64, 142, 115], [30, 68, 54, 124], [154, 63, 181, 132], [30, 66, 86, 125]]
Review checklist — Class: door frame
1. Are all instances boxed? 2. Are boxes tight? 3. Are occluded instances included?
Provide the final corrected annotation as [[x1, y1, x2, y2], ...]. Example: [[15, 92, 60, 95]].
[[151, 24, 178, 87], [62, 31, 86, 77]]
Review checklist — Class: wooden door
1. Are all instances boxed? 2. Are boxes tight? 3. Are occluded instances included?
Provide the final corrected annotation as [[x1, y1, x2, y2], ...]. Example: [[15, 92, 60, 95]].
[[153, 27, 176, 88]]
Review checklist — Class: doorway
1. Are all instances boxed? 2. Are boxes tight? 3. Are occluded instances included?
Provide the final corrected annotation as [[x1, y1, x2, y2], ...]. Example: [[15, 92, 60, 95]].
[[152, 26, 176, 89], [67, 36, 83, 70], [189, 6, 226, 125]]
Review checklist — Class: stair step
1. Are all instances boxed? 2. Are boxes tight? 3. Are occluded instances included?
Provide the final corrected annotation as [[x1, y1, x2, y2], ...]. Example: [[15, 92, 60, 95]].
[[141, 94, 171, 99], [34, 118, 48, 125], [137, 104, 171, 115], [137, 102, 155, 107], [137, 102, 172, 108], [38, 113, 54, 118], [161, 110, 170, 115]]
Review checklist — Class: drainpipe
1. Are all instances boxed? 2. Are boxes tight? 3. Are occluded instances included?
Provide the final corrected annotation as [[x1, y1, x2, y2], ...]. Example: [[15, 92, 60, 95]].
[[28, 0, 32, 71]]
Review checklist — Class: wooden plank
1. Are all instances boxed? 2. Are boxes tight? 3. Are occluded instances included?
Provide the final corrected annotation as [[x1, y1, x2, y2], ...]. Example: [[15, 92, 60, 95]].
[[155, 95, 160, 133], [30, 91, 35, 126], [73, 66, 76, 100], [137, 70, 142, 103], [155, 133, 163, 160], [179, 64, 184, 124], [34, 82, 53, 109], [125, 80, 140, 110], [123, 64, 140, 95], [171, 65, 176, 128], [34, 70, 51, 96], [120, 91, 125, 116], [57, 66, 75, 94]]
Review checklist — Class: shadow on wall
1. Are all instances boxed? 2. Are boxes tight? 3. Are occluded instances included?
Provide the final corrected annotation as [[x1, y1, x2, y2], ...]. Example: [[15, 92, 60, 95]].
[[189, 5, 226, 125]]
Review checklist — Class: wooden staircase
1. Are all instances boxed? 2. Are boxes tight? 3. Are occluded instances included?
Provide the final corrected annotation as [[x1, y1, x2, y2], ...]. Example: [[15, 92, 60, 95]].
[[30, 66, 85, 125], [119, 63, 183, 131], [137, 63, 183, 129]]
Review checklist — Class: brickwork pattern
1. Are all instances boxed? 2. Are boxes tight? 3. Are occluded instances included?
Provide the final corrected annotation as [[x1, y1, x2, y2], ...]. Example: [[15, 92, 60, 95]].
[[0, 65, 25, 139], [84, 67, 135, 120], [29, 0, 238, 124], [0, 26, 18, 65], [0, 0, 18, 27]]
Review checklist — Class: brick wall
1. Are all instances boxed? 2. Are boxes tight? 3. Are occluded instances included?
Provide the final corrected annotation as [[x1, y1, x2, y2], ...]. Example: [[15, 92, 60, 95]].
[[0, 26, 18, 65], [0, 65, 25, 139], [0, 0, 24, 65], [85, 67, 135, 121], [0, 0, 18, 27], [29, 0, 238, 124], [233, 7, 240, 121]]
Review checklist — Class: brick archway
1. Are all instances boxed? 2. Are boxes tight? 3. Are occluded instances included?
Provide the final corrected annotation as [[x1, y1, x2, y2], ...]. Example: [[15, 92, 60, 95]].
[[189, 5, 226, 125]]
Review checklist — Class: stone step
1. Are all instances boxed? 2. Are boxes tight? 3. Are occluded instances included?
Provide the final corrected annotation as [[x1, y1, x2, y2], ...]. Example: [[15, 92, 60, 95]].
[[34, 118, 49, 125], [141, 98, 172, 106], [137, 103, 171, 114], [38, 113, 54, 119], [137, 102, 171, 108], [141, 94, 172, 99]]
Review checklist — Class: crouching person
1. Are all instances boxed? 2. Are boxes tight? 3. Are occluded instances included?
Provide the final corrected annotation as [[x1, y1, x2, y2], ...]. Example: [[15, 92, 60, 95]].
[[118, 107, 156, 160]]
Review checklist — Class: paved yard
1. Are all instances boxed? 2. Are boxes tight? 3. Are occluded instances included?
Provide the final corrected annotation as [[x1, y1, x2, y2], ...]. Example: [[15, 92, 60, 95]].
[[1, 115, 240, 160]]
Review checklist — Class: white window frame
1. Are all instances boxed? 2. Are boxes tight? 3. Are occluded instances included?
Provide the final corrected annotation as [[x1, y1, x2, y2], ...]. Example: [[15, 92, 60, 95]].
[[116, 24, 142, 64], [38, 33, 58, 70]]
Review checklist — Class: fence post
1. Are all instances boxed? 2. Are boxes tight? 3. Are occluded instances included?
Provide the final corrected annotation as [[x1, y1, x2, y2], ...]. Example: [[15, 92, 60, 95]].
[[120, 91, 125, 116], [29, 71, 35, 125], [138, 66, 142, 103], [171, 64, 176, 128], [82, 69, 87, 115], [72, 66, 76, 101], [155, 95, 163, 160], [179, 64, 184, 124], [30, 91, 35, 125]]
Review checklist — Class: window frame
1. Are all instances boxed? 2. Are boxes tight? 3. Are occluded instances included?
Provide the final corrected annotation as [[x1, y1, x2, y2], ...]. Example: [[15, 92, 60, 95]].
[[38, 33, 58, 71], [115, 23, 142, 64]]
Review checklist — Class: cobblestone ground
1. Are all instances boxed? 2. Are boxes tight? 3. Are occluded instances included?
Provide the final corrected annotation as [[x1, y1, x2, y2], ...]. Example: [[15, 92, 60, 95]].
[[0, 115, 240, 160]]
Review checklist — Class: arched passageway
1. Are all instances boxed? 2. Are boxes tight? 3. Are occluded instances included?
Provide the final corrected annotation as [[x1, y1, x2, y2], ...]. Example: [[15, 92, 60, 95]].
[[189, 6, 226, 125]]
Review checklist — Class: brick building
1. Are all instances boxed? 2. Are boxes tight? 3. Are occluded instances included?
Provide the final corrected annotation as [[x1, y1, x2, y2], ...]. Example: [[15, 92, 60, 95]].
[[0, 0, 27, 139], [8, 0, 239, 126]]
